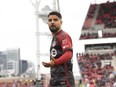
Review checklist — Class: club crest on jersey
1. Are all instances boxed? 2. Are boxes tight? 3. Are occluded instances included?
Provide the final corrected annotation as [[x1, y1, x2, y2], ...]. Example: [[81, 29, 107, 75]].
[[52, 41, 56, 47]]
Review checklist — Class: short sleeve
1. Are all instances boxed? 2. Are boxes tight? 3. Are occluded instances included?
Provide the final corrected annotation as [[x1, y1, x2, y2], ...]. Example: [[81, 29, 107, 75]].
[[60, 34, 72, 52]]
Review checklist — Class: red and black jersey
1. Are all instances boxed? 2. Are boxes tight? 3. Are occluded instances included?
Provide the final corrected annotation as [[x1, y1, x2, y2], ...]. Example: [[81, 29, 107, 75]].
[[50, 30, 75, 87], [50, 30, 72, 58]]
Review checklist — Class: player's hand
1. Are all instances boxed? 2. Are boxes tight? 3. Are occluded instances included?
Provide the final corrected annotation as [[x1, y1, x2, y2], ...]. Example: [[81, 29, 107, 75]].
[[42, 58, 55, 67]]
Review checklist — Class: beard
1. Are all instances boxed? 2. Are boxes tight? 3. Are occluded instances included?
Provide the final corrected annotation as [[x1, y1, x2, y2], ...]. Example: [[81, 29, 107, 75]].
[[49, 26, 59, 33]]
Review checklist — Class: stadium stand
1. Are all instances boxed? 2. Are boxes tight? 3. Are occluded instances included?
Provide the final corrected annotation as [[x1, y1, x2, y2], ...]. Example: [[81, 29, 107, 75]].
[[77, 42, 116, 86], [80, 1, 116, 40]]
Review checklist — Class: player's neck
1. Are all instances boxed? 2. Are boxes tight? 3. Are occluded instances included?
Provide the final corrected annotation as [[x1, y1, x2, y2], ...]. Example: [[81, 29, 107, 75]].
[[52, 29, 61, 36]]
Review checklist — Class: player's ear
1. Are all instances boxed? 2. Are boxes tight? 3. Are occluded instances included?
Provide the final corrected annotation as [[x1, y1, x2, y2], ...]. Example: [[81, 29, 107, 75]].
[[61, 20, 63, 24]]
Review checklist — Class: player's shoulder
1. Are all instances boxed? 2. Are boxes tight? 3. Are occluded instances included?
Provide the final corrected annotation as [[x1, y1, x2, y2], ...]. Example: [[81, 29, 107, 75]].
[[58, 30, 70, 38]]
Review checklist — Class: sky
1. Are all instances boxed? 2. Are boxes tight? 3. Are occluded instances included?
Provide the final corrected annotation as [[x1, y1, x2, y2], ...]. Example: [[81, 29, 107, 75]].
[[0, 0, 114, 76]]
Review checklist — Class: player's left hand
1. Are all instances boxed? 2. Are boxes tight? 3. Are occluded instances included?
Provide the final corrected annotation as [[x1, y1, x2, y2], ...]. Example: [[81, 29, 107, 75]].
[[42, 58, 55, 67]]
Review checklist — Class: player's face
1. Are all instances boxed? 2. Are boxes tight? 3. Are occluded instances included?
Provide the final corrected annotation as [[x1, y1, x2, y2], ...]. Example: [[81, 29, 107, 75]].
[[48, 15, 62, 34]]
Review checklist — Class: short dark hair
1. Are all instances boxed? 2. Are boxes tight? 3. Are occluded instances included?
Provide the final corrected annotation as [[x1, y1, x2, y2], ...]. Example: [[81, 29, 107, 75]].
[[48, 11, 62, 19]]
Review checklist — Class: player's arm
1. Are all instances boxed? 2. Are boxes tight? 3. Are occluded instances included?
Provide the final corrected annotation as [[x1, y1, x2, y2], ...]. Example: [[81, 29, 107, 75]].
[[54, 50, 72, 65], [42, 50, 72, 67], [54, 33, 73, 65]]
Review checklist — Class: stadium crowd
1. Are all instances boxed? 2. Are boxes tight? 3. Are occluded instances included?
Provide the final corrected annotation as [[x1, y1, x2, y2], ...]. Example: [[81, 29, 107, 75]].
[[77, 52, 116, 87]]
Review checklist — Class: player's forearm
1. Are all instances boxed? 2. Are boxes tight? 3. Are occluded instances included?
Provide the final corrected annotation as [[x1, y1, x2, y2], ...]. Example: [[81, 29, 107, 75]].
[[54, 50, 72, 65]]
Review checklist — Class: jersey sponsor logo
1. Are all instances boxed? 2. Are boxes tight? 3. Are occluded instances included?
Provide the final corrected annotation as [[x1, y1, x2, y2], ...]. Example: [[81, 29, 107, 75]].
[[50, 48, 57, 57]]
